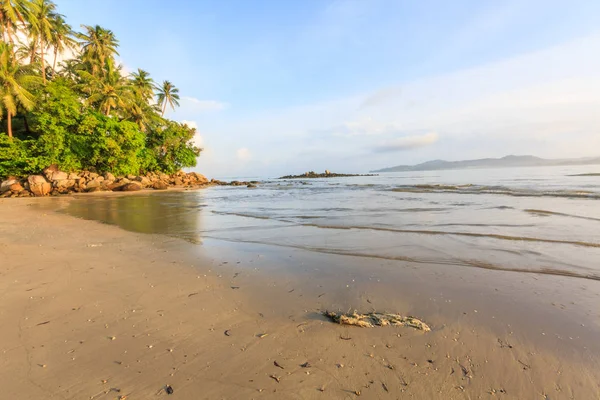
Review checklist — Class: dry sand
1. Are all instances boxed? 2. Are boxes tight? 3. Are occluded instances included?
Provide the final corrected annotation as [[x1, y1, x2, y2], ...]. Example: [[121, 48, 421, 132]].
[[1, 197, 599, 399]]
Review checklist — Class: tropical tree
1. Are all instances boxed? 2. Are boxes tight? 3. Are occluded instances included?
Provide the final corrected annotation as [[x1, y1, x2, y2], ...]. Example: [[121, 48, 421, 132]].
[[28, 0, 59, 83], [49, 14, 76, 75], [79, 62, 130, 116], [156, 80, 180, 116], [57, 58, 80, 81], [0, 42, 39, 138], [77, 24, 119, 77], [0, 0, 32, 46], [130, 68, 154, 103], [15, 39, 39, 64]]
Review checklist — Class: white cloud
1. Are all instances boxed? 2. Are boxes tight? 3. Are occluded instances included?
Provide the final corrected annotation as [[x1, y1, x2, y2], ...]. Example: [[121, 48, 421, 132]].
[[236, 148, 251, 161], [180, 97, 228, 112], [187, 32, 600, 176], [373, 132, 439, 153]]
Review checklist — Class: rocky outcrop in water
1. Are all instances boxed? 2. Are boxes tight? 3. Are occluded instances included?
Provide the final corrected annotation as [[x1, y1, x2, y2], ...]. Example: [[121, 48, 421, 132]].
[[279, 171, 378, 179], [0, 166, 261, 198]]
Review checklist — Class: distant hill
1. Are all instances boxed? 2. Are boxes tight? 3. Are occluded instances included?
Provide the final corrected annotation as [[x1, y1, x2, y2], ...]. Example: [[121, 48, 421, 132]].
[[371, 155, 600, 173]]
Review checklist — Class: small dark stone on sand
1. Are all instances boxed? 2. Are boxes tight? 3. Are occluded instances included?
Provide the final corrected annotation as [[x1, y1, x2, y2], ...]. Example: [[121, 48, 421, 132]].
[[165, 385, 174, 394]]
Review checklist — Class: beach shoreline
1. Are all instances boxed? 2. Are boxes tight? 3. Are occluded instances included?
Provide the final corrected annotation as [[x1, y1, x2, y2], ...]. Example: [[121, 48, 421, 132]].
[[1, 196, 599, 399]]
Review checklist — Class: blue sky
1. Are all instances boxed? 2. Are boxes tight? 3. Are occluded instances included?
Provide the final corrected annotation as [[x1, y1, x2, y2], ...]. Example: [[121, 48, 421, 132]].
[[56, 0, 600, 177]]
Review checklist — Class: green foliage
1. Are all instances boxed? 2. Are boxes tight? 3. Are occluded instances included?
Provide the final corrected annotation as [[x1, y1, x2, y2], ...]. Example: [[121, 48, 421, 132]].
[[147, 121, 201, 174], [0, 0, 200, 180], [0, 134, 45, 178]]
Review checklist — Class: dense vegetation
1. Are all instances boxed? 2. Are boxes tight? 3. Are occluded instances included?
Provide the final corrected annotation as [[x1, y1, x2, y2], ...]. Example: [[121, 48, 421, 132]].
[[0, 0, 201, 179]]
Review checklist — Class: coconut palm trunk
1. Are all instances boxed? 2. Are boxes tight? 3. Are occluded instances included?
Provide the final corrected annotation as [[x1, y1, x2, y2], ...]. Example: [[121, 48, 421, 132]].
[[40, 39, 46, 83], [7, 111, 13, 139], [52, 47, 58, 74]]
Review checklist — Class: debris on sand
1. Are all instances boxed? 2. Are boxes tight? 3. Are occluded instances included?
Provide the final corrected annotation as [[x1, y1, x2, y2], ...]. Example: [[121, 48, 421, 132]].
[[323, 311, 430, 331]]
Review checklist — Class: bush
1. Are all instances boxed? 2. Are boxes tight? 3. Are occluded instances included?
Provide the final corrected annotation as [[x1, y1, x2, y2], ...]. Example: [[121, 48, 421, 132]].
[[0, 135, 45, 178]]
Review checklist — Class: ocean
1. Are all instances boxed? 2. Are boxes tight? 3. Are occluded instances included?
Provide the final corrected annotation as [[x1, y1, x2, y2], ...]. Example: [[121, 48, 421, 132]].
[[64, 165, 600, 282]]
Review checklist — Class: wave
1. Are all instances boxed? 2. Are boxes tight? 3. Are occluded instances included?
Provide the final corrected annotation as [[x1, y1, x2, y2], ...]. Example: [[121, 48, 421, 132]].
[[202, 235, 600, 282], [306, 224, 600, 248], [390, 184, 600, 199], [212, 211, 600, 248], [524, 209, 600, 222]]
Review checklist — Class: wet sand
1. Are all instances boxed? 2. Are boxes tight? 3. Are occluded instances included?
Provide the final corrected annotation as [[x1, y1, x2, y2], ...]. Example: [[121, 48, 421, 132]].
[[1, 196, 599, 399]]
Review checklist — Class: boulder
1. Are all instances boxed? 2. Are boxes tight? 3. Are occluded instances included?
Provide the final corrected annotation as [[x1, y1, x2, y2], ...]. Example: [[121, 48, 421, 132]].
[[153, 181, 168, 190], [135, 176, 151, 186], [86, 186, 103, 193], [88, 172, 99, 179], [104, 172, 116, 181], [68, 173, 79, 180], [86, 179, 102, 189], [43, 164, 59, 181], [190, 172, 208, 184], [107, 182, 125, 191], [9, 183, 25, 192], [27, 175, 52, 197], [121, 182, 142, 192], [50, 171, 68, 181], [126, 174, 137, 180], [247, 183, 257, 188], [55, 179, 76, 189], [173, 178, 183, 186], [1, 179, 18, 194]]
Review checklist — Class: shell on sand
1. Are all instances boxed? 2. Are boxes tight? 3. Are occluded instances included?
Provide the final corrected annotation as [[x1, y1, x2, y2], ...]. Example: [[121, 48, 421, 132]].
[[324, 311, 431, 331]]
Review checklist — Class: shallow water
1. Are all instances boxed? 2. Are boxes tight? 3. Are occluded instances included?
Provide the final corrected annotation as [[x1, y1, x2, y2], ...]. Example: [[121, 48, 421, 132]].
[[63, 165, 600, 282], [58, 165, 600, 362]]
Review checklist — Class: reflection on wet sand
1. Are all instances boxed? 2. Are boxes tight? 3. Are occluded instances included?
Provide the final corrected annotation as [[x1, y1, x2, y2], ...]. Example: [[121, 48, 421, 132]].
[[63, 192, 205, 244]]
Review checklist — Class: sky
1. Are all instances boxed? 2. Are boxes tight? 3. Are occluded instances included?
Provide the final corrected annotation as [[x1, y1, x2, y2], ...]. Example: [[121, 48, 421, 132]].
[[55, 0, 600, 178]]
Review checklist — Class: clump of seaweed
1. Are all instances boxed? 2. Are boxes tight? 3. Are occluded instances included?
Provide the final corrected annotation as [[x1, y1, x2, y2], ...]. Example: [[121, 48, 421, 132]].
[[323, 311, 430, 332]]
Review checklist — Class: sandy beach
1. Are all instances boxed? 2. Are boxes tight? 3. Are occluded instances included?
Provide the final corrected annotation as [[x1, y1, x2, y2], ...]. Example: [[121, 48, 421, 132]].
[[1, 195, 599, 400]]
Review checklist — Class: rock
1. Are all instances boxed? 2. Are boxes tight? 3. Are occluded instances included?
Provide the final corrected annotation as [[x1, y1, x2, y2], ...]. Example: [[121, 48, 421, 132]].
[[55, 179, 76, 189], [68, 173, 79, 180], [88, 172, 99, 179], [153, 181, 168, 190], [173, 178, 183, 186], [106, 182, 125, 191], [121, 182, 142, 192], [9, 183, 24, 192], [135, 176, 151, 186], [104, 172, 116, 181], [51, 171, 68, 181], [119, 178, 131, 184], [27, 175, 52, 197], [1, 179, 18, 194], [86, 179, 102, 189], [43, 164, 59, 181], [247, 183, 257, 188], [126, 174, 137, 180], [86, 186, 103, 193]]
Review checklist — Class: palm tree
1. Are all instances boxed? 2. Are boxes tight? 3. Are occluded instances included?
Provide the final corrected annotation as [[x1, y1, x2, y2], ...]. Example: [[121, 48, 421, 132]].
[[28, 0, 58, 83], [130, 68, 154, 103], [126, 98, 160, 132], [79, 62, 130, 116], [156, 80, 180, 116], [0, 0, 32, 46], [0, 42, 39, 138], [57, 58, 81, 81], [15, 39, 39, 64], [77, 24, 119, 77], [49, 14, 76, 75]]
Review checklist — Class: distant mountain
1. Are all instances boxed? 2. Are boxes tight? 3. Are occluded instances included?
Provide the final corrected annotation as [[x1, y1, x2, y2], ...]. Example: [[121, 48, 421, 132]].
[[371, 155, 600, 173]]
